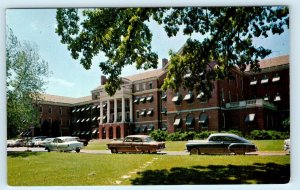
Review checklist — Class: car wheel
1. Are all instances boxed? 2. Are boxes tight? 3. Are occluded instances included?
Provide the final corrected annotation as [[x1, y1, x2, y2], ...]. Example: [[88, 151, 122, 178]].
[[234, 150, 245, 155], [111, 148, 118, 154], [190, 148, 200, 155], [75, 148, 80, 153], [46, 147, 51, 152]]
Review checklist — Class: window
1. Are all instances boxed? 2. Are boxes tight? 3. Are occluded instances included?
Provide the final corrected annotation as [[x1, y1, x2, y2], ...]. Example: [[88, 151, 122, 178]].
[[199, 114, 208, 129], [142, 83, 146, 91], [245, 114, 255, 123], [135, 84, 140, 91], [141, 125, 148, 133], [186, 115, 195, 131], [263, 94, 269, 101], [261, 75, 269, 84], [172, 92, 182, 105], [39, 106, 43, 112], [59, 107, 62, 115], [161, 123, 168, 131], [140, 109, 146, 117], [149, 82, 153, 89], [147, 109, 154, 116], [274, 93, 281, 102], [161, 108, 167, 115], [173, 118, 182, 132], [60, 119, 63, 126], [147, 124, 154, 133], [183, 91, 194, 103], [48, 118, 52, 124], [134, 97, 140, 104], [197, 91, 206, 102], [134, 124, 140, 134], [272, 73, 280, 82], [140, 96, 146, 103], [136, 110, 140, 119], [161, 92, 167, 101], [48, 106, 52, 114], [146, 95, 153, 102], [250, 77, 257, 85]]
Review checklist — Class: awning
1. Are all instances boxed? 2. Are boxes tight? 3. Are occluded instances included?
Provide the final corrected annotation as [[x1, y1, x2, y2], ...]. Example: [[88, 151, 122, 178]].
[[147, 109, 153, 116], [141, 125, 147, 132], [97, 117, 101, 121], [161, 108, 167, 115], [134, 97, 140, 104], [86, 131, 91, 135], [250, 79, 257, 85], [172, 95, 180, 102], [72, 131, 77, 136], [103, 115, 107, 121], [76, 119, 81, 123], [92, 105, 97, 109], [274, 94, 281, 102], [186, 117, 195, 126], [76, 109, 80, 112], [245, 114, 255, 123], [261, 77, 269, 84], [81, 131, 86, 135], [81, 108, 85, 111], [140, 97, 146, 103], [184, 73, 191, 79], [86, 106, 90, 111], [147, 124, 154, 132], [102, 103, 107, 108], [272, 76, 280, 82], [97, 105, 101, 109], [146, 96, 153, 102], [183, 92, 193, 101], [76, 131, 81, 135], [81, 119, 86, 122], [199, 114, 208, 124], [72, 109, 76, 113], [92, 117, 97, 121], [173, 118, 182, 126], [263, 96, 269, 101], [92, 129, 98, 134], [161, 94, 167, 101], [196, 92, 205, 99], [86, 118, 90, 122], [140, 109, 146, 116]]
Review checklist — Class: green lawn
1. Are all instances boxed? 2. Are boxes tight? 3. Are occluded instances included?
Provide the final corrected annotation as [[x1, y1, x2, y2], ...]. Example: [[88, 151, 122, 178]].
[[7, 151, 290, 186], [86, 139, 285, 152]]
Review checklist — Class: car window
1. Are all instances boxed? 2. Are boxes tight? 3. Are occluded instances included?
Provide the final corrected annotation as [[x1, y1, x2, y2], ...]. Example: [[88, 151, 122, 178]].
[[144, 137, 154, 142], [209, 136, 224, 142], [53, 139, 59, 143], [133, 138, 142, 142], [223, 136, 242, 143], [124, 137, 133, 142]]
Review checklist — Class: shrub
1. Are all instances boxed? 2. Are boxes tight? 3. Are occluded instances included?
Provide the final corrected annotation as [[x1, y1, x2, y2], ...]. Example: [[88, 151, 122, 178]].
[[248, 130, 290, 140], [149, 130, 168, 141], [220, 130, 244, 137], [166, 132, 183, 141], [194, 131, 217, 139]]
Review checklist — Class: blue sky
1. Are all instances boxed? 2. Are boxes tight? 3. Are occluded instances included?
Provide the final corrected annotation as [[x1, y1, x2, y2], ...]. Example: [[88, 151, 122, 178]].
[[6, 8, 290, 98]]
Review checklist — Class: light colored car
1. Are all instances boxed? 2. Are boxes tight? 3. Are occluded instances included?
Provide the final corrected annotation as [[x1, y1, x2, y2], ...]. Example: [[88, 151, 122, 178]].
[[284, 138, 290, 152], [107, 135, 165, 154], [40, 138, 55, 147], [186, 133, 257, 155], [45, 136, 84, 153], [7, 139, 26, 147]]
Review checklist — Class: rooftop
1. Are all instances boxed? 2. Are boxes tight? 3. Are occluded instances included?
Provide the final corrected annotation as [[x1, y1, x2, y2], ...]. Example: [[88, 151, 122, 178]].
[[245, 54, 289, 72], [39, 94, 92, 105]]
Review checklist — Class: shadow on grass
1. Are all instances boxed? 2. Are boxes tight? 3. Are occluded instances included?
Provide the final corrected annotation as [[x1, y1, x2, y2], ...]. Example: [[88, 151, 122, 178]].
[[7, 151, 43, 158], [131, 163, 290, 185]]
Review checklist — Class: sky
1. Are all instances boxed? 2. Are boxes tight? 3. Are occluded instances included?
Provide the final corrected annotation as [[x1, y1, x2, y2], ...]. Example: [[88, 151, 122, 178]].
[[6, 8, 290, 98]]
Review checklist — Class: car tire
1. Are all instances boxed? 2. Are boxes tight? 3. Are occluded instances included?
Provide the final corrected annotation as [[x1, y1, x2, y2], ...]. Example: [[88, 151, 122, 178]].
[[75, 148, 80, 153], [190, 148, 200, 155], [111, 148, 118, 154], [234, 150, 245, 155], [46, 147, 51, 152]]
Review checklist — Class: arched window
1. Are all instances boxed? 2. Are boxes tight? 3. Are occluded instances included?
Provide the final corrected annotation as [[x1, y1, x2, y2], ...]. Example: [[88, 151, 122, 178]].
[[199, 113, 209, 130], [186, 114, 195, 131], [173, 115, 182, 132]]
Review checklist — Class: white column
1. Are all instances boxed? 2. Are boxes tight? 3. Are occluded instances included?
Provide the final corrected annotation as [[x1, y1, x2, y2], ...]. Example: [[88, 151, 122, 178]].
[[100, 101, 103, 124], [107, 100, 110, 123], [114, 98, 117, 123], [122, 97, 125, 122], [129, 97, 133, 122]]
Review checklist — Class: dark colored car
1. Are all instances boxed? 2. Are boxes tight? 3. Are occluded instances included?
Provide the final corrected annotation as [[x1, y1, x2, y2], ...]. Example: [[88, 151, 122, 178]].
[[186, 133, 257, 155], [107, 135, 165, 154]]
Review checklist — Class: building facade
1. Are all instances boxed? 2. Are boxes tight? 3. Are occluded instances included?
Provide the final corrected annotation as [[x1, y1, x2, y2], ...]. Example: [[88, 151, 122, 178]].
[[33, 55, 289, 139]]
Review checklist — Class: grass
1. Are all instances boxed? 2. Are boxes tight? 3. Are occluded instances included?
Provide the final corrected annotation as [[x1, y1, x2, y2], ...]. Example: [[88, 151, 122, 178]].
[[85, 139, 285, 152], [7, 151, 290, 186]]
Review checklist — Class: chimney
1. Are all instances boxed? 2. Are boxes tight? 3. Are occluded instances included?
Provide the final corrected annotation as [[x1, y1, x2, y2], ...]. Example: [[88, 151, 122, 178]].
[[162, 58, 168, 70], [101, 75, 107, 85]]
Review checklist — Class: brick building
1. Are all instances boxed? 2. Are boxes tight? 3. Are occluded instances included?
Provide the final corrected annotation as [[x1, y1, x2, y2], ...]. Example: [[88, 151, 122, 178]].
[[32, 55, 289, 139]]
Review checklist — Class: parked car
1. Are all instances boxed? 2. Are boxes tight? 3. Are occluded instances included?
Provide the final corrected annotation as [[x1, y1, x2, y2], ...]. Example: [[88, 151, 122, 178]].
[[186, 133, 257, 155], [107, 135, 165, 154], [40, 138, 55, 147], [7, 139, 26, 147], [27, 136, 48, 147], [44, 136, 84, 153], [283, 138, 290, 152]]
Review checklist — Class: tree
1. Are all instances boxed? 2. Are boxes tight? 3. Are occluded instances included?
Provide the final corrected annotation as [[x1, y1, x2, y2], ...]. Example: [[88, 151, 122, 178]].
[[6, 28, 50, 138], [56, 7, 289, 97]]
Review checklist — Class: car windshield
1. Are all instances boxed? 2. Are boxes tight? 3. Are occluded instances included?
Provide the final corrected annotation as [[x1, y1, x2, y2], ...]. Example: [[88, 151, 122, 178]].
[[62, 138, 77, 142]]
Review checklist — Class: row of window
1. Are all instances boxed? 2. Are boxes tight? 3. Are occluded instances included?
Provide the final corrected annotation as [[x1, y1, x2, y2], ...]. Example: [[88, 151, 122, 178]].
[[135, 81, 153, 92], [40, 106, 64, 114], [74, 117, 100, 123], [72, 105, 100, 113], [134, 95, 153, 104], [136, 109, 154, 118], [250, 74, 280, 86], [263, 93, 282, 102], [173, 114, 209, 129], [134, 124, 155, 134], [172, 91, 207, 105]]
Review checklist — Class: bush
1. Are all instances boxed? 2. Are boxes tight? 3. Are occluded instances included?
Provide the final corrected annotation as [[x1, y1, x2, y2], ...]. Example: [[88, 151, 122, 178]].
[[166, 132, 183, 141], [194, 131, 217, 139], [220, 130, 243, 137], [248, 130, 290, 140], [149, 130, 168, 141]]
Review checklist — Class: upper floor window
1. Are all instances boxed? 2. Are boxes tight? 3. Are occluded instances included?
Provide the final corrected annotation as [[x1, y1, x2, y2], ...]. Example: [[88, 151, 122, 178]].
[[48, 106, 52, 114], [149, 82, 153, 89], [142, 83, 146, 91], [59, 107, 63, 115], [135, 84, 139, 91], [272, 73, 280, 82], [39, 106, 43, 113]]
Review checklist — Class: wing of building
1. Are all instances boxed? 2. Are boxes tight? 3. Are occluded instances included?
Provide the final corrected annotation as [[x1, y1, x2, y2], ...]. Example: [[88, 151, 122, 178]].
[[27, 55, 289, 139]]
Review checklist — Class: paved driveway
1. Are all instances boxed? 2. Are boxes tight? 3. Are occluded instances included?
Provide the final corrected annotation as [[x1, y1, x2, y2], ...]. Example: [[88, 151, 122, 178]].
[[7, 147, 289, 156]]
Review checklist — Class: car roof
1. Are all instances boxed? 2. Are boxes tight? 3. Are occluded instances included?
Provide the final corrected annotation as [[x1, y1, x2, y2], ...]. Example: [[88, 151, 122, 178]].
[[55, 136, 78, 140], [209, 133, 250, 142], [125, 135, 150, 139]]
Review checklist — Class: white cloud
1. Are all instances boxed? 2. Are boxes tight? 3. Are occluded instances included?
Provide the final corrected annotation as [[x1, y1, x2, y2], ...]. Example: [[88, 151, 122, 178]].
[[48, 77, 75, 88]]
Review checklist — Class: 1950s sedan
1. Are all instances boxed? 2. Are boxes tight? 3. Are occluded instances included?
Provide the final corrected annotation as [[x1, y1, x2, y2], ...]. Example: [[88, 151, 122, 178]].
[[107, 135, 165, 154], [186, 133, 257, 155], [45, 136, 84, 153]]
